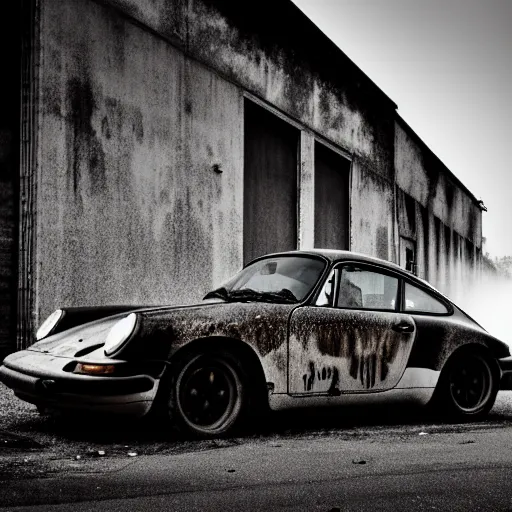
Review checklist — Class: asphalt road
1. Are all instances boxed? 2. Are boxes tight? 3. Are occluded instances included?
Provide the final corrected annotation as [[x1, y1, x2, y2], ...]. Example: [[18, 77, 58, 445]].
[[1, 391, 512, 511]]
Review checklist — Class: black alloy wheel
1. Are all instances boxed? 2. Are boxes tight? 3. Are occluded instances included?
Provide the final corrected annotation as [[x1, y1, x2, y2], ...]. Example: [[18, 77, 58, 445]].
[[435, 350, 498, 419], [172, 352, 244, 437], [448, 353, 493, 414]]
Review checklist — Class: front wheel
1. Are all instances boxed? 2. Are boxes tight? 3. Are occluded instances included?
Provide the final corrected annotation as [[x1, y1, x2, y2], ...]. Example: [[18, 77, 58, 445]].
[[167, 352, 245, 437], [432, 350, 498, 419]]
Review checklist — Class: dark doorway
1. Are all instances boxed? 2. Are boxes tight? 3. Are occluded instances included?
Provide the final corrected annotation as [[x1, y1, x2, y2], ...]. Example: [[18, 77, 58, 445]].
[[0, 3, 21, 359], [314, 142, 350, 249], [243, 100, 299, 264]]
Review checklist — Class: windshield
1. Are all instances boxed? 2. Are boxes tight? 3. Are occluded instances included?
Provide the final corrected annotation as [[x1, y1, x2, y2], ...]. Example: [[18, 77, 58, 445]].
[[205, 256, 326, 303]]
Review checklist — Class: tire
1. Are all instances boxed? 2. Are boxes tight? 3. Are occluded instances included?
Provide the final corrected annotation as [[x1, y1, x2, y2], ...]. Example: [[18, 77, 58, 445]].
[[165, 351, 246, 438], [432, 349, 498, 420], [37, 405, 49, 416]]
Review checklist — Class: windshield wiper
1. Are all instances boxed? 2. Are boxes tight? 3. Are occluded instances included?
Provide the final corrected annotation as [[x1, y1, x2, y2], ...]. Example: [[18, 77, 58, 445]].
[[227, 288, 297, 304], [203, 287, 229, 301]]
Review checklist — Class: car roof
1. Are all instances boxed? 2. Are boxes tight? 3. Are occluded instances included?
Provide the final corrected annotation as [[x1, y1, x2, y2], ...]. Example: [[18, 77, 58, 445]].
[[255, 248, 404, 270], [251, 249, 448, 299]]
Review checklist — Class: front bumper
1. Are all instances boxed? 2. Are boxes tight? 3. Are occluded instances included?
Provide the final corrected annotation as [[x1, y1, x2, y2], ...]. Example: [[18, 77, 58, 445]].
[[499, 355, 512, 390], [0, 350, 159, 417]]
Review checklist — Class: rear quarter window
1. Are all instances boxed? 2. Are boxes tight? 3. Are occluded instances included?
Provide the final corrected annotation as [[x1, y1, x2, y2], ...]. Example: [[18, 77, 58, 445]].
[[403, 282, 449, 314]]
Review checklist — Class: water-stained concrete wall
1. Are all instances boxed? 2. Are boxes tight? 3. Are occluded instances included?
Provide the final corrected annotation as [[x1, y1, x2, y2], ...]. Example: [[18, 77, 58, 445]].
[[99, 0, 397, 263], [35, 0, 243, 322], [395, 117, 482, 297], [351, 163, 394, 261], [102, 0, 396, 177]]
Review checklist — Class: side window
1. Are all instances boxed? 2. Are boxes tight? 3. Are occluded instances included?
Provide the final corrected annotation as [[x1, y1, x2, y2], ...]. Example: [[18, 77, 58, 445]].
[[337, 266, 398, 311], [404, 283, 448, 314]]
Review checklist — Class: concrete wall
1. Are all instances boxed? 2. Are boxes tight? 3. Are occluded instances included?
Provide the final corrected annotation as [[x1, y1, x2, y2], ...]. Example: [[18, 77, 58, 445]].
[[351, 163, 394, 261], [395, 120, 481, 242], [395, 117, 482, 298], [100, 0, 397, 262], [103, 0, 396, 177], [35, 0, 243, 323]]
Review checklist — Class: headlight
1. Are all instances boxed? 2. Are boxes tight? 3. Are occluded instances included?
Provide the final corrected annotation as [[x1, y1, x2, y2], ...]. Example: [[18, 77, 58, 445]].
[[104, 313, 137, 356], [36, 309, 64, 340]]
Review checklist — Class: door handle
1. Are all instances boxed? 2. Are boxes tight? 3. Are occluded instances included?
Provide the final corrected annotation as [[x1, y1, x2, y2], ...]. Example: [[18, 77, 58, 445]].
[[392, 322, 414, 333]]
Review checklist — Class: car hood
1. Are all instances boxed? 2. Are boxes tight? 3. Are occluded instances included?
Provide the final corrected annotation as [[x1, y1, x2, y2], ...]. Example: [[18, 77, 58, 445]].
[[27, 301, 218, 357], [28, 315, 124, 357]]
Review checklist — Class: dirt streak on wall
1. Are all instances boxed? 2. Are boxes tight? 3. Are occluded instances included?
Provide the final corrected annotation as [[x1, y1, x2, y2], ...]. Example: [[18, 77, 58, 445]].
[[95, 0, 396, 189], [36, 0, 242, 321]]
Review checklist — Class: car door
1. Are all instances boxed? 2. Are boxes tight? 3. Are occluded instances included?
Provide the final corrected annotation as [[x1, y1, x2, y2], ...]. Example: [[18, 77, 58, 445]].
[[288, 263, 416, 394]]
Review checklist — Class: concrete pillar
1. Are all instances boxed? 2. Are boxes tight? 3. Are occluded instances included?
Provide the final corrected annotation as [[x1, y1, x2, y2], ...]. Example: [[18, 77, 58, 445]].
[[299, 131, 315, 250]]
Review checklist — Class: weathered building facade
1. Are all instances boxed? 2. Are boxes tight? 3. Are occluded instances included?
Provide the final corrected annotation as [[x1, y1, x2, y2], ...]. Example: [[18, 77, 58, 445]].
[[0, 0, 484, 357], [395, 116, 483, 302]]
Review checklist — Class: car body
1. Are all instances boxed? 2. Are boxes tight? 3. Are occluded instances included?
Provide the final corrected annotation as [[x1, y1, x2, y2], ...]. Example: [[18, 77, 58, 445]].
[[1, 249, 512, 437]]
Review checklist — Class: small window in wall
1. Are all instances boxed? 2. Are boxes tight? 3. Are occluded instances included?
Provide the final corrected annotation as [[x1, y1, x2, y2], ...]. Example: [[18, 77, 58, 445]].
[[403, 283, 448, 314], [400, 237, 417, 274], [243, 100, 299, 264], [337, 266, 398, 311], [314, 142, 350, 250]]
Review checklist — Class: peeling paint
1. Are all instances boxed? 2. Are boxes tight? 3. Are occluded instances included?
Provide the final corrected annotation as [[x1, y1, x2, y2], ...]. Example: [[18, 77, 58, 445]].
[[137, 302, 291, 356]]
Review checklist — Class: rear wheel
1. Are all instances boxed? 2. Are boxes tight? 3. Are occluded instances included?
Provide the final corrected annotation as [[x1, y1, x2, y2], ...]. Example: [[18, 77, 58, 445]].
[[166, 351, 245, 437], [432, 350, 498, 419]]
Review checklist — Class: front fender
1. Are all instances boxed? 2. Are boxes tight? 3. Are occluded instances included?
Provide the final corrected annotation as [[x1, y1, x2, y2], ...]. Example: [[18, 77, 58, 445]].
[[114, 302, 295, 393]]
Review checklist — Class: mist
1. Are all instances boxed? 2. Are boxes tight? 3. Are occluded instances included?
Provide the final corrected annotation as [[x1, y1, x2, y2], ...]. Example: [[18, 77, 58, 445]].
[[454, 273, 512, 347]]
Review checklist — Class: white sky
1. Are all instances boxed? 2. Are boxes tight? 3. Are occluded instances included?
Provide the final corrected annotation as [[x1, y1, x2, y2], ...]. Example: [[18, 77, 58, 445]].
[[292, 0, 512, 258]]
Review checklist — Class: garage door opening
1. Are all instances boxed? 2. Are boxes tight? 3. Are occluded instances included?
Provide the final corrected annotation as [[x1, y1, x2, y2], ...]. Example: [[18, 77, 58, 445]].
[[314, 142, 350, 250], [243, 100, 299, 264]]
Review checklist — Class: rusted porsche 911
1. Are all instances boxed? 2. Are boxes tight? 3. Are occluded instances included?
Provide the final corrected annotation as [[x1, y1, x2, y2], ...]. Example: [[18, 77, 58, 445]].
[[1, 250, 511, 437]]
